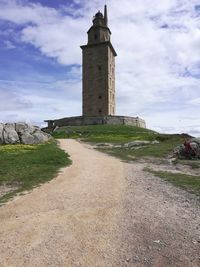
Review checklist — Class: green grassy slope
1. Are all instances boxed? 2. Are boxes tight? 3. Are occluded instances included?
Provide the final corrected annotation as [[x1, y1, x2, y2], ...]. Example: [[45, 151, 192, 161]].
[[0, 141, 71, 204], [144, 168, 200, 197], [51, 125, 200, 197], [52, 125, 157, 142], [52, 125, 190, 158]]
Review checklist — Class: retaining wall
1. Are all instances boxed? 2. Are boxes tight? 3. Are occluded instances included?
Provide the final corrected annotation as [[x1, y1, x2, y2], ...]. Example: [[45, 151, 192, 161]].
[[45, 116, 146, 129]]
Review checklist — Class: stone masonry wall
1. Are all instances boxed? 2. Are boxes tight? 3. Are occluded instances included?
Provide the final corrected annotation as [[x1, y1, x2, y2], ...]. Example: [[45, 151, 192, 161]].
[[82, 42, 115, 116], [45, 116, 146, 129]]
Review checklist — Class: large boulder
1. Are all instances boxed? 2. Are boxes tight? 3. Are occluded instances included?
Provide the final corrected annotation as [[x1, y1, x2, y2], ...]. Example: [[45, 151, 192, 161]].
[[15, 122, 34, 134], [17, 123, 51, 144], [32, 131, 49, 144], [3, 123, 20, 144], [0, 122, 52, 145], [20, 131, 36, 144], [19, 129, 49, 144]]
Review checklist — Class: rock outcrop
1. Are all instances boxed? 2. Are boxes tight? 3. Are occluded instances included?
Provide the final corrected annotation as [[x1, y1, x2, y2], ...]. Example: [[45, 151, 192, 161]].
[[0, 123, 51, 145], [123, 140, 155, 148], [3, 123, 20, 144], [0, 123, 4, 144], [174, 138, 200, 159]]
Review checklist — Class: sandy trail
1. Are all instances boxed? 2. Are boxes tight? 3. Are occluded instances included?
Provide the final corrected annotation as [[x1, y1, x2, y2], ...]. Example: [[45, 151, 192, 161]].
[[0, 140, 125, 267], [0, 139, 199, 267]]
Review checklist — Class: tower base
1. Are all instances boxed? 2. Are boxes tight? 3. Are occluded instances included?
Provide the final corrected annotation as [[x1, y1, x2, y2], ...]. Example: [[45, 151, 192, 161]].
[[44, 115, 146, 129]]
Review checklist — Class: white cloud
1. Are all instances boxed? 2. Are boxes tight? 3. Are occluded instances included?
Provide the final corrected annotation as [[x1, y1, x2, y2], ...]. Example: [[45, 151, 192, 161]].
[[0, 0, 60, 25], [0, 87, 31, 111], [4, 40, 16, 49], [0, 0, 200, 136], [0, 78, 82, 125], [0, 0, 87, 64], [21, 18, 85, 65], [188, 98, 200, 105]]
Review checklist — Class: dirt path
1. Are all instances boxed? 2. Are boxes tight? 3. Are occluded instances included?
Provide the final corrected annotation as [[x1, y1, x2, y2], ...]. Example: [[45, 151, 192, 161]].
[[0, 139, 199, 267]]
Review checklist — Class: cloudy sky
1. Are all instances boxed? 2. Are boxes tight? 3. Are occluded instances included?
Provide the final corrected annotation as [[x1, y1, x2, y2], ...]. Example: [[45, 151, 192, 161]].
[[0, 0, 200, 136]]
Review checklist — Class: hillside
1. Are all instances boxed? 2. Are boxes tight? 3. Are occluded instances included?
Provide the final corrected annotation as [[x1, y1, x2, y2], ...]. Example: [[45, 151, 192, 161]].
[[0, 139, 199, 266], [51, 125, 191, 158], [51, 125, 200, 197]]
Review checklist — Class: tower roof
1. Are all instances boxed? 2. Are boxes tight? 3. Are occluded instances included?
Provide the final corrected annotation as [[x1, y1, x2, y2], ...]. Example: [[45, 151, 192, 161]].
[[92, 5, 109, 27], [95, 11, 103, 18]]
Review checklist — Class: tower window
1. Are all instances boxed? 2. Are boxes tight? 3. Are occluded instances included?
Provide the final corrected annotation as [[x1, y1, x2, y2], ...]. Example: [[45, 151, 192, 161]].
[[98, 95, 102, 99], [98, 65, 102, 71], [94, 34, 98, 40], [98, 109, 102, 113]]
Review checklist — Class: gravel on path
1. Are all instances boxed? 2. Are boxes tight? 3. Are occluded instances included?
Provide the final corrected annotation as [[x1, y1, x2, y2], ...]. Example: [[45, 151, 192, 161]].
[[0, 139, 199, 267]]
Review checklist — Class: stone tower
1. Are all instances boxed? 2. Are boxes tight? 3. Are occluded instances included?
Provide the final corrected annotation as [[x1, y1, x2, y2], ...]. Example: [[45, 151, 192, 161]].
[[81, 5, 117, 116], [44, 6, 146, 129]]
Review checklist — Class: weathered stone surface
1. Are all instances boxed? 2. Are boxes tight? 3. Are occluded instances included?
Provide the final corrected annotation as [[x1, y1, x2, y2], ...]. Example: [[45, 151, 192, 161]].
[[191, 138, 200, 145], [32, 131, 49, 144], [45, 115, 146, 129], [174, 138, 200, 159], [3, 123, 19, 144], [0, 123, 4, 144], [151, 140, 160, 145], [124, 141, 151, 148], [4, 123, 15, 131], [20, 131, 35, 144], [0, 122, 51, 145], [16, 122, 34, 134]]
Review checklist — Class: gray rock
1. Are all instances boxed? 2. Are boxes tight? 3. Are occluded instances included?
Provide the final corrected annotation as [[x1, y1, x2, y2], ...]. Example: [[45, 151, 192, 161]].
[[32, 131, 49, 144], [3, 123, 19, 144], [151, 140, 160, 144], [0, 123, 4, 144], [16, 122, 36, 135], [15, 122, 27, 133], [4, 123, 15, 131], [191, 138, 200, 146], [96, 143, 113, 147], [20, 129, 50, 145], [0, 122, 51, 145], [124, 141, 151, 148], [20, 131, 35, 144], [174, 139, 200, 159]]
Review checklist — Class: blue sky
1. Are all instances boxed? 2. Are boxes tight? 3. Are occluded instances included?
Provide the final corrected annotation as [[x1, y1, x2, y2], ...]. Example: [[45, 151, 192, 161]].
[[0, 0, 200, 136]]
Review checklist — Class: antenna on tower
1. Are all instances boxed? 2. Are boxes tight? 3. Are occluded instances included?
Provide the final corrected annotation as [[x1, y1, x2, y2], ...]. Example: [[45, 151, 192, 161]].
[[104, 3, 108, 27]]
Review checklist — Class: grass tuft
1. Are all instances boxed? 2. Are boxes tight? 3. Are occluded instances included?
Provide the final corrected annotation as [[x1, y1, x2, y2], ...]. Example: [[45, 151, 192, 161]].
[[52, 125, 157, 143], [144, 168, 200, 197]]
